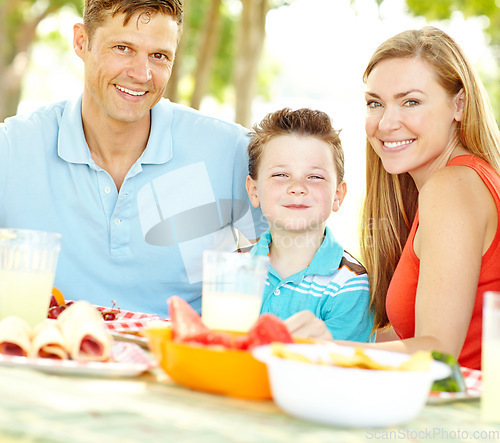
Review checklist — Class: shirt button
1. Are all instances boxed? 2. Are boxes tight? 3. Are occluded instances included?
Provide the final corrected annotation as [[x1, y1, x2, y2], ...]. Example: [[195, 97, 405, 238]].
[[104, 187, 111, 194], [274, 289, 280, 296], [114, 218, 121, 225]]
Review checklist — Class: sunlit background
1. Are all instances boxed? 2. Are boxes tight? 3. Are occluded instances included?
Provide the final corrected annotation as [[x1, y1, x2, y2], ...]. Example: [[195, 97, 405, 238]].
[[17, 0, 496, 257]]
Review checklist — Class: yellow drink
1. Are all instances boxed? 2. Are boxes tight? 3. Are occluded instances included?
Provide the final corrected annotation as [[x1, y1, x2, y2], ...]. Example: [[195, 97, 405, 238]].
[[201, 251, 269, 332], [202, 291, 262, 332], [481, 292, 500, 423], [481, 339, 500, 422], [0, 270, 55, 327]]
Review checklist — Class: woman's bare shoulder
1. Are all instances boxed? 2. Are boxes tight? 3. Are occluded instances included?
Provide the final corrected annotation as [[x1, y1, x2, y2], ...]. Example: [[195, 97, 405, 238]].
[[419, 163, 492, 209], [417, 162, 496, 255]]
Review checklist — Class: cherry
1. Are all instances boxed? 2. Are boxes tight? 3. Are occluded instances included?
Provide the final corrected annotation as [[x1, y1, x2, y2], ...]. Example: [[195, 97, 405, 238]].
[[49, 295, 59, 309], [100, 300, 120, 321], [47, 305, 67, 319], [101, 312, 117, 321], [47, 300, 120, 321]]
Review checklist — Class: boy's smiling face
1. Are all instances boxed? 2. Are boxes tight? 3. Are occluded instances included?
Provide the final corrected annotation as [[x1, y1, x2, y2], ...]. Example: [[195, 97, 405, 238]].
[[246, 134, 346, 234]]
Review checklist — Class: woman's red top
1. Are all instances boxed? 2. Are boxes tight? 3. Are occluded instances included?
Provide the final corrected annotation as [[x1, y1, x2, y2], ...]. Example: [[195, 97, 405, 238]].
[[386, 155, 500, 369]]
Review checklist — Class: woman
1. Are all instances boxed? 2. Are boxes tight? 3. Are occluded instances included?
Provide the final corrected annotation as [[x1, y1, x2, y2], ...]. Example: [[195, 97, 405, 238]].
[[287, 26, 500, 370]]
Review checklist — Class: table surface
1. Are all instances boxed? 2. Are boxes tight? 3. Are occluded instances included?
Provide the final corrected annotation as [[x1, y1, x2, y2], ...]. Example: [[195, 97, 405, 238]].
[[0, 355, 499, 443]]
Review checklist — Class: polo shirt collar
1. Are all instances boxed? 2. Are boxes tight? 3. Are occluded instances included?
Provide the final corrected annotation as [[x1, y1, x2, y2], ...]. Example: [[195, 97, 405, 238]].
[[141, 98, 173, 164], [251, 227, 344, 280], [307, 227, 344, 275], [250, 230, 272, 256], [57, 96, 173, 166], [58, 96, 92, 164]]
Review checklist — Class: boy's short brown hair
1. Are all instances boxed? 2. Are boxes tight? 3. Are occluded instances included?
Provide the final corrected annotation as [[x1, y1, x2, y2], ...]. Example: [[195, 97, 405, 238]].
[[248, 108, 344, 183]]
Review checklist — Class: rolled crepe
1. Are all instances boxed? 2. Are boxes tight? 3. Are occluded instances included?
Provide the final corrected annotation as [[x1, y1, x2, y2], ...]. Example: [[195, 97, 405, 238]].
[[0, 316, 32, 357], [57, 300, 113, 362], [29, 319, 68, 360]]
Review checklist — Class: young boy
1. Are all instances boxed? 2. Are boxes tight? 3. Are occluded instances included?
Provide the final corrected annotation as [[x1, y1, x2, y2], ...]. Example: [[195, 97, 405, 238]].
[[246, 108, 374, 342]]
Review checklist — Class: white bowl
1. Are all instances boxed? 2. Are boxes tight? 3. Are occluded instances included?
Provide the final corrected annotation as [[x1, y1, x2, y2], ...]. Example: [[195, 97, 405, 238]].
[[252, 343, 451, 428]]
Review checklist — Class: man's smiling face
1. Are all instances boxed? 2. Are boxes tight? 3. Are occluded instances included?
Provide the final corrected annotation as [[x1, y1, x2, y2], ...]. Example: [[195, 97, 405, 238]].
[[76, 11, 179, 125]]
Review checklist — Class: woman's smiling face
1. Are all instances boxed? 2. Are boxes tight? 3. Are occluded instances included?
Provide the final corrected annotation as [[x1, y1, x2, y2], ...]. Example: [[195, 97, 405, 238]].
[[364, 57, 464, 187]]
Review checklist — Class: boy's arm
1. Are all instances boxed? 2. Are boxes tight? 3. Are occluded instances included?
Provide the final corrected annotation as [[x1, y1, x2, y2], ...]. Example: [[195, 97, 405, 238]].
[[283, 275, 373, 343], [284, 311, 333, 341]]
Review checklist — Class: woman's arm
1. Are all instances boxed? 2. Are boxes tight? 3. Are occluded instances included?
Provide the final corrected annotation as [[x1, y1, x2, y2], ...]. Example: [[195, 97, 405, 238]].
[[410, 166, 484, 356], [375, 326, 399, 343], [345, 165, 497, 357]]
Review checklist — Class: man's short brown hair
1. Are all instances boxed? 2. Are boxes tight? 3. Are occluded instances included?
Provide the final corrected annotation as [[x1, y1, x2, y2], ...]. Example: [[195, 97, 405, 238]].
[[84, 0, 184, 46]]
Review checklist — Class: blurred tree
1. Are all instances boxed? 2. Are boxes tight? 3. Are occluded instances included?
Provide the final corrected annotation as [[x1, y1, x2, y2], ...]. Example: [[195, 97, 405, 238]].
[[234, 0, 270, 127], [168, 0, 292, 127], [164, 0, 192, 103], [232, 0, 291, 127], [0, 0, 82, 122], [190, 0, 222, 109], [164, 0, 222, 104]]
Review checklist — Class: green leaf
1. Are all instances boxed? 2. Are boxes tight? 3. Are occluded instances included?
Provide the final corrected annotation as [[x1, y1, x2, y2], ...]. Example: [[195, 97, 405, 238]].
[[431, 351, 467, 393]]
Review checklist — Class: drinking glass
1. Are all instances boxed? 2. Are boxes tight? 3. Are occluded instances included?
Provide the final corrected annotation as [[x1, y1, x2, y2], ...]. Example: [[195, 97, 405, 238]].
[[481, 291, 500, 422], [0, 228, 62, 327], [201, 250, 269, 332]]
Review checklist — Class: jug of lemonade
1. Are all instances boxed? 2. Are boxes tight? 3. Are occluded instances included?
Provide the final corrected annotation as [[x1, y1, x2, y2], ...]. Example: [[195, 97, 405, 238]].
[[0, 228, 61, 327], [201, 250, 269, 332]]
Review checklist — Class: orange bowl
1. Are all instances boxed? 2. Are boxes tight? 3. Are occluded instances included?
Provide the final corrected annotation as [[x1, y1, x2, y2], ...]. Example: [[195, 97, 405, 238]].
[[143, 326, 274, 400]]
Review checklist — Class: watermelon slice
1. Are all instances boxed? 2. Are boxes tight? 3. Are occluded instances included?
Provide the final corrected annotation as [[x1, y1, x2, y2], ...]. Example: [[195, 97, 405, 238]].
[[168, 297, 293, 350], [247, 314, 294, 350], [232, 335, 250, 350], [167, 296, 211, 341]]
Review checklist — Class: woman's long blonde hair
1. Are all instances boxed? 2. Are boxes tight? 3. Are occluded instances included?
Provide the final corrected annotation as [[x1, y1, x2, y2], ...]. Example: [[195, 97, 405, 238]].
[[360, 26, 500, 330]]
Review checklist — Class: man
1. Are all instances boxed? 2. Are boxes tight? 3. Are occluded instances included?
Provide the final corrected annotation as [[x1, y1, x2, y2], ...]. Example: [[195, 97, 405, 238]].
[[0, 0, 267, 317]]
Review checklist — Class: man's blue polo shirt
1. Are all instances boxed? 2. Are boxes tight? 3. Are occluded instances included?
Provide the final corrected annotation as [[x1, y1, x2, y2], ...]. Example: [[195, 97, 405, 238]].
[[250, 228, 374, 342], [0, 97, 267, 317]]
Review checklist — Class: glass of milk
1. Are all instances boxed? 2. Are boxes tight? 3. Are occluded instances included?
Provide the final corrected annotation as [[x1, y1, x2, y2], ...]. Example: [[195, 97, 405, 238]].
[[0, 228, 62, 328], [481, 291, 500, 423], [201, 250, 269, 332]]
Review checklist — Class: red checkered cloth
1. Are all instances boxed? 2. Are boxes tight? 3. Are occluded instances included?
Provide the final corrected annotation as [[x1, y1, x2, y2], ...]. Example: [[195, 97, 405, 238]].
[[428, 366, 482, 401], [111, 341, 156, 367], [95, 306, 167, 332], [461, 366, 482, 394]]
